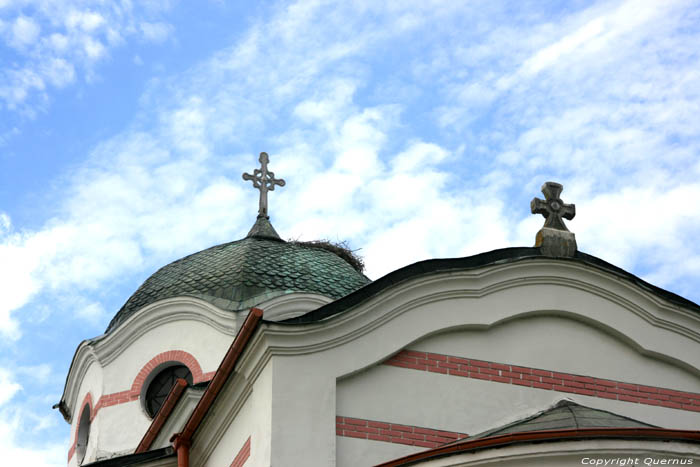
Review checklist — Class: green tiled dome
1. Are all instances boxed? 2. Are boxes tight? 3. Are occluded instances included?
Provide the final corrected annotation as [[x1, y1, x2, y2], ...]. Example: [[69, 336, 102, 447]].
[[105, 218, 370, 334]]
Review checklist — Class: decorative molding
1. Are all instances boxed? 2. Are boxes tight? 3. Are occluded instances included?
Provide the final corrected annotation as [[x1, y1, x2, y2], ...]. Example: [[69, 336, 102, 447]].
[[336, 416, 468, 448], [384, 350, 700, 413], [259, 261, 700, 378], [193, 378, 254, 467], [61, 297, 236, 420], [256, 293, 332, 322], [68, 349, 212, 461], [94, 297, 238, 365]]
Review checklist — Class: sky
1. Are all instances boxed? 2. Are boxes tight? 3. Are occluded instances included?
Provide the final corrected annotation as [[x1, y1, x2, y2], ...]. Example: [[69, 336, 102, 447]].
[[1, 0, 699, 464]]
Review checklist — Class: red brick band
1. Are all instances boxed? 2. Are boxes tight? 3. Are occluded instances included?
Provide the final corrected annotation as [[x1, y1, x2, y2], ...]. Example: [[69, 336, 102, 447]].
[[336, 416, 468, 448], [384, 350, 700, 412], [67, 393, 93, 461], [230, 436, 251, 467], [68, 350, 211, 461]]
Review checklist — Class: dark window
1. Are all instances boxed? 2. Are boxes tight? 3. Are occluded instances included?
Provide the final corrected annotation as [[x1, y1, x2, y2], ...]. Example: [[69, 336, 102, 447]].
[[76, 404, 90, 464], [145, 365, 192, 417]]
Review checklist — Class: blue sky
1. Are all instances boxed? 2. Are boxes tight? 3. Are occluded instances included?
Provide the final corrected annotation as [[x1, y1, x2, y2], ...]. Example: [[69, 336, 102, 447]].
[[1, 0, 699, 464]]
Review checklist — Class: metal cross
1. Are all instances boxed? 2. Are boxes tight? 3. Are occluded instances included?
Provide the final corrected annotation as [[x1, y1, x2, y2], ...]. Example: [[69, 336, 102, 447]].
[[530, 182, 575, 231], [243, 152, 285, 218]]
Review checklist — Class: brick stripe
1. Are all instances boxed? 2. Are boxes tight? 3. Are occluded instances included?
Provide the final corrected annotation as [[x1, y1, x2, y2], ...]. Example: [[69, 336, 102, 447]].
[[67, 393, 93, 461], [384, 350, 700, 413], [230, 436, 251, 467], [336, 416, 468, 448], [68, 350, 212, 461]]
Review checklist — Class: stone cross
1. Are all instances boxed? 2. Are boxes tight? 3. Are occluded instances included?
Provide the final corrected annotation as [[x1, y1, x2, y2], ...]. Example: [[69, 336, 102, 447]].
[[530, 182, 575, 231], [242, 152, 285, 218]]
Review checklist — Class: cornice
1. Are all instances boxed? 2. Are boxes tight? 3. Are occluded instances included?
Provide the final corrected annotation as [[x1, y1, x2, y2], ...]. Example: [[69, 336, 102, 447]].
[[94, 297, 238, 365], [258, 260, 700, 374], [61, 297, 236, 419], [256, 292, 332, 321]]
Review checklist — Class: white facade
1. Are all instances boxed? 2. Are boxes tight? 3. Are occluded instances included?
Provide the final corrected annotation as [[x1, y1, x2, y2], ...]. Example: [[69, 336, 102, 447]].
[[60, 253, 700, 466]]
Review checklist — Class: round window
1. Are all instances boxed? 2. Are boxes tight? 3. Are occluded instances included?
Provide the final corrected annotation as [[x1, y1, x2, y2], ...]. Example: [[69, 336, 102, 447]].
[[76, 404, 91, 464], [144, 365, 193, 417]]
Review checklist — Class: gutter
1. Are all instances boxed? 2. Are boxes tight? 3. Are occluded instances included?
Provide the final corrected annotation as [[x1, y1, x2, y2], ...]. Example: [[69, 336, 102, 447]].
[[170, 307, 263, 467], [376, 427, 700, 467]]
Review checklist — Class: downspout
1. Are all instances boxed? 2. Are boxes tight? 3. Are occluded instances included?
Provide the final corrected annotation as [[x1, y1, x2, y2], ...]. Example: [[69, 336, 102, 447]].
[[172, 435, 190, 467], [168, 308, 264, 467]]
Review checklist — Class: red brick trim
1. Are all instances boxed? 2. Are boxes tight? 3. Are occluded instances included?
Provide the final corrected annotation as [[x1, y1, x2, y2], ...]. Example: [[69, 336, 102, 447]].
[[384, 350, 700, 412], [336, 416, 468, 448], [68, 350, 211, 459], [67, 393, 93, 461], [92, 350, 205, 414], [230, 436, 251, 467]]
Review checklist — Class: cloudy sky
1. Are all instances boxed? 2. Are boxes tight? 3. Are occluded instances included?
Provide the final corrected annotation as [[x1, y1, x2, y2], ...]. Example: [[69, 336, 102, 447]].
[[1, 0, 699, 464]]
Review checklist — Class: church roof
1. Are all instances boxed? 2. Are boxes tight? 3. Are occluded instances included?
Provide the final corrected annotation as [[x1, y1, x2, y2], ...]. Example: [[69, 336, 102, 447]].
[[105, 217, 370, 334], [464, 400, 656, 441], [378, 401, 699, 467], [283, 246, 700, 324]]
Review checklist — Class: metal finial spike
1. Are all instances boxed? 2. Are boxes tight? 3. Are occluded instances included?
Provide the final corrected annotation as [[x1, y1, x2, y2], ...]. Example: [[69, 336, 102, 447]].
[[242, 152, 285, 218]]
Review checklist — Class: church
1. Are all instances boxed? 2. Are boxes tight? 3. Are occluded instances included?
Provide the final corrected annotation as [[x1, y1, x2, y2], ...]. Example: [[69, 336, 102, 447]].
[[56, 153, 700, 466]]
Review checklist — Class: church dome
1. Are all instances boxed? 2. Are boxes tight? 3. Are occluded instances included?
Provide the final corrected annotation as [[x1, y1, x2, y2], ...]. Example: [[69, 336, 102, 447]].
[[105, 216, 370, 334]]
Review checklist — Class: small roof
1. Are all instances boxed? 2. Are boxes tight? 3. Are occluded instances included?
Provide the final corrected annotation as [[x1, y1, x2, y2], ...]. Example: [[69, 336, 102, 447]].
[[82, 446, 175, 466], [378, 401, 699, 467], [465, 400, 656, 441]]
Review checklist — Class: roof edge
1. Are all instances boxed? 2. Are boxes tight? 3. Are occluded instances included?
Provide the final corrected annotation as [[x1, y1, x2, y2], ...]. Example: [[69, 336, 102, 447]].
[[376, 428, 700, 467], [82, 446, 175, 467], [282, 247, 700, 324]]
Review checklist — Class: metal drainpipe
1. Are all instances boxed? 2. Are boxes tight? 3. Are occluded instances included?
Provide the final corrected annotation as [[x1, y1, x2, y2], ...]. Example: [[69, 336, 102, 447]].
[[172, 435, 190, 467]]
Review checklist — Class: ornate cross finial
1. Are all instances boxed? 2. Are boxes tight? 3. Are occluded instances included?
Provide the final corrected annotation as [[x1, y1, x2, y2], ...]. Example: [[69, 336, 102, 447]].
[[530, 182, 575, 231], [530, 181, 577, 257], [242, 152, 285, 218]]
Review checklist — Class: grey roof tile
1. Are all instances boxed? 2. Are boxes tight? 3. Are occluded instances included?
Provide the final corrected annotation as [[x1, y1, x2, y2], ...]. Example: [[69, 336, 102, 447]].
[[105, 222, 370, 334]]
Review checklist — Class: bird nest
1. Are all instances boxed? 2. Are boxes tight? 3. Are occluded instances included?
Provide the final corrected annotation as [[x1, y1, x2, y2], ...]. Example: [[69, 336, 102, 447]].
[[289, 239, 365, 274]]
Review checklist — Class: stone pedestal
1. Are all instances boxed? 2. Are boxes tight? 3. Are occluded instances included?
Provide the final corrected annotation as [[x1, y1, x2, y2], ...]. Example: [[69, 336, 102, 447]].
[[535, 227, 577, 258]]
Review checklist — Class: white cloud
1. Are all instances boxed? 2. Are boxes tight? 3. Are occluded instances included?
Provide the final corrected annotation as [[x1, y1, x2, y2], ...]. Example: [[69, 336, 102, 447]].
[[0, 368, 21, 406], [139, 21, 172, 43], [65, 10, 104, 32], [0, 1, 176, 112], [10, 15, 40, 48], [41, 58, 75, 87]]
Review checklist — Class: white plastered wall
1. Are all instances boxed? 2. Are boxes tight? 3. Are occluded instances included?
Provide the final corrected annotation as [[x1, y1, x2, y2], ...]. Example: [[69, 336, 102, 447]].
[[256, 260, 700, 467], [338, 314, 699, 430], [64, 298, 239, 464], [193, 360, 274, 467], [97, 318, 233, 455]]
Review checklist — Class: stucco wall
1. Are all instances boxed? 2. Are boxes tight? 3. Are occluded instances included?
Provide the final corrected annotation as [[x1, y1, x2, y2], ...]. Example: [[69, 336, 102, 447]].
[[68, 310, 236, 463], [336, 314, 700, 465], [202, 361, 273, 467], [257, 261, 700, 467]]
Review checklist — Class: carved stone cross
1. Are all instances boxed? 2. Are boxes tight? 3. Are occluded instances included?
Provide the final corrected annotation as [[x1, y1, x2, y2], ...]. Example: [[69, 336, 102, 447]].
[[530, 181, 577, 257], [530, 182, 575, 231], [242, 152, 285, 218]]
